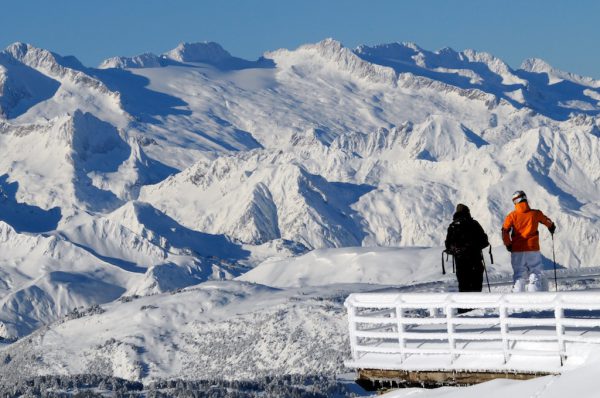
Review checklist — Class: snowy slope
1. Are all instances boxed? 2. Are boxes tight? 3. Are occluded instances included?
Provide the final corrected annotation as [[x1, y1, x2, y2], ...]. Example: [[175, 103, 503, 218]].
[[0, 244, 485, 383], [0, 221, 132, 338], [383, 349, 600, 398], [238, 245, 511, 288], [0, 245, 596, 392], [0, 281, 356, 382]]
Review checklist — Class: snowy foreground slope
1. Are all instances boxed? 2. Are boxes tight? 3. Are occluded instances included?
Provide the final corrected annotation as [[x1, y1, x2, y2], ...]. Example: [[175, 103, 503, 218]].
[[380, 368, 599, 397], [0, 247, 458, 381], [0, 248, 599, 397], [382, 349, 600, 398], [0, 38, 599, 394]]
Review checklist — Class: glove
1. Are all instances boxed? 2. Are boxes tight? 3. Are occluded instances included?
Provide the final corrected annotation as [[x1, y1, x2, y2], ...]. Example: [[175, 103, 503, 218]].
[[506, 244, 512, 252], [549, 224, 556, 235]]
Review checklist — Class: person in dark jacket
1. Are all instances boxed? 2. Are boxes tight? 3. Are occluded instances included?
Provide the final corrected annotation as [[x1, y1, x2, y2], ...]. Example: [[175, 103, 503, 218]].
[[445, 204, 490, 292]]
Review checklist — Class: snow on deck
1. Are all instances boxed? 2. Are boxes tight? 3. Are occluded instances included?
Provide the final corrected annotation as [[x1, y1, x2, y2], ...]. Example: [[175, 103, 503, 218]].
[[345, 292, 600, 374]]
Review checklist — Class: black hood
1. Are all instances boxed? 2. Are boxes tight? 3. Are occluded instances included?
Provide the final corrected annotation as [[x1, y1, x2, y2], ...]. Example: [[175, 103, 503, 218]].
[[453, 203, 471, 221]]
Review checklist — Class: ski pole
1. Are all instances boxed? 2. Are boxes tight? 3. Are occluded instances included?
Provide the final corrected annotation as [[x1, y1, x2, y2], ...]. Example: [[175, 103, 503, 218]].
[[552, 234, 558, 292], [489, 245, 494, 265], [441, 251, 446, 275], [481, 252, 491, 292]]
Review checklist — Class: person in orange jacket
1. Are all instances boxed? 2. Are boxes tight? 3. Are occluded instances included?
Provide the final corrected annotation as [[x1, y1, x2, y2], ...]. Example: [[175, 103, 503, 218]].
[[502, 191, 556, 292]]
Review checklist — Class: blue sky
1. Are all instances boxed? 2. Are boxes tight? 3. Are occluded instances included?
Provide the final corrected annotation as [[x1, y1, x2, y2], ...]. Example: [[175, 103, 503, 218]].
[[1, 0, 599, 78]]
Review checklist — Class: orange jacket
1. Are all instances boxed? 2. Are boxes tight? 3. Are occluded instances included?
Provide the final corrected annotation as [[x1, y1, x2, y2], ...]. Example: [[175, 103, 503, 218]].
[[502, 201, 554, 252]]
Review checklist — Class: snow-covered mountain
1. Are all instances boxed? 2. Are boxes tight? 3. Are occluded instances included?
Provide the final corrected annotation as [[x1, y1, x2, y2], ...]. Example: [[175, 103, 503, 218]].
[[0, 38, 599, 390]]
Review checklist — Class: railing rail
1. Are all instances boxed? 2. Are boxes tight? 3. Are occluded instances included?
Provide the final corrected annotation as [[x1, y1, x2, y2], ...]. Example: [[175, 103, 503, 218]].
[[345, 292, 600, 371]]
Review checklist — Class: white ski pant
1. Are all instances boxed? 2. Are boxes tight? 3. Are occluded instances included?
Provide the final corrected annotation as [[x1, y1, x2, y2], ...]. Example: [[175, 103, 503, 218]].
[[511, 251, 546, 292]]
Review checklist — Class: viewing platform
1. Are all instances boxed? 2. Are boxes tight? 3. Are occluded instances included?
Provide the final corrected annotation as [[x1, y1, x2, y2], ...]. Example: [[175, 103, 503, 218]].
[[344, 292, 600, 389]]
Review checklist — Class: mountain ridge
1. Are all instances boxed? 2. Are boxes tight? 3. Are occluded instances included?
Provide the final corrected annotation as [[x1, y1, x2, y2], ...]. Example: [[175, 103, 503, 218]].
[[0, 38, 598, 361]]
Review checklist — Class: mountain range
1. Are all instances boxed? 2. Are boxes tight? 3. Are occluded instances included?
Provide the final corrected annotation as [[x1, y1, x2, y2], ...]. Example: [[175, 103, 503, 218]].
[[0, 38, 599, 386]]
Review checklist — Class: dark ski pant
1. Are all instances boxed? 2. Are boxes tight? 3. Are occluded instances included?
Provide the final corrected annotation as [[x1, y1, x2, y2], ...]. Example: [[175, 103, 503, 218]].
[[455, 252, 484, 292]]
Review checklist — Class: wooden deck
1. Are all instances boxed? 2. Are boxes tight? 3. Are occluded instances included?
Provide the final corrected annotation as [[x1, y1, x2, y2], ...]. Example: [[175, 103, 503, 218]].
[[355, 368, 557, 390]]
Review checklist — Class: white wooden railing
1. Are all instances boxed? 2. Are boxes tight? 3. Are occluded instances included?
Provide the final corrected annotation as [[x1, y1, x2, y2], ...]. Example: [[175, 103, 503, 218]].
[[345, 292, 600, 372]]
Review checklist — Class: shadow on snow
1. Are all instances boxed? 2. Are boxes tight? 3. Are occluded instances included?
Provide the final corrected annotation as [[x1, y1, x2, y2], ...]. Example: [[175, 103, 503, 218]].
[[0, 175, 61, 233], [133, 202, 251, 261]]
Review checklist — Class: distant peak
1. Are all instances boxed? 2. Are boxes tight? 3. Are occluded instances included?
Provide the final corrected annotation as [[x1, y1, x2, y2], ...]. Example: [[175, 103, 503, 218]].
[[436, 46, 459, 55], [267, 38, 397, 86], [520, 57, 598, 86], [164, 41, 232, 63], [520, 57, 553, 73], [461, 49, 506, 66], [99, 53, 164, 69], [3, 42, 85, 71], [4, 42, 34, 59], [284, 38, 347, 56], [316, 38, 344, 49], [5, 42, 27, 50], [401, 42, 422, 51], [100, 41, 261, 70]]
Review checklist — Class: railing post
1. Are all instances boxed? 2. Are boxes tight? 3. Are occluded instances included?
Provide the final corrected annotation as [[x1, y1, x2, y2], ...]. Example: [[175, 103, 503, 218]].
[[347, 302, 359, 361], [396, 304, 406, 363], [500, 298, 510, 364], [446, 299, 456, 363], [555, 303, 565, 366]]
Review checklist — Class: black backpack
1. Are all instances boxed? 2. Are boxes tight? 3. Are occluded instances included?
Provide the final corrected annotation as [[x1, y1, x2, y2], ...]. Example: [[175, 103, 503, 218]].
[[445, 217, 488, 256]]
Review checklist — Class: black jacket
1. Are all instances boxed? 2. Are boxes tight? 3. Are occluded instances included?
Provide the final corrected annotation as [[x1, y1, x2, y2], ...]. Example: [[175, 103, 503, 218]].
[[445, 212, 489, 257]]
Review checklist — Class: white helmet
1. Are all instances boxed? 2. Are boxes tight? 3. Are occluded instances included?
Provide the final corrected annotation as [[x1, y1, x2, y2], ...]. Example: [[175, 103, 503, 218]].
[[512, 190, 527, 204]]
